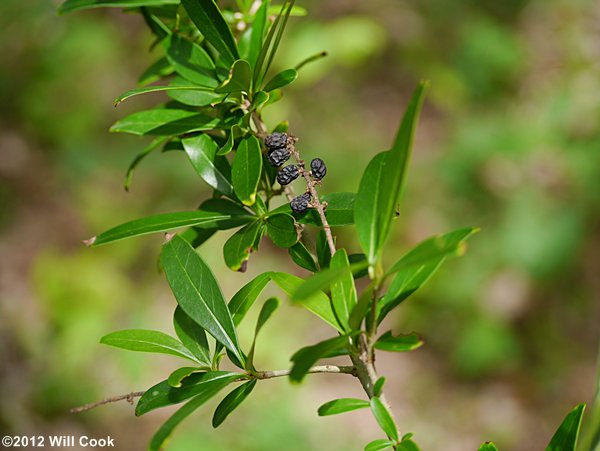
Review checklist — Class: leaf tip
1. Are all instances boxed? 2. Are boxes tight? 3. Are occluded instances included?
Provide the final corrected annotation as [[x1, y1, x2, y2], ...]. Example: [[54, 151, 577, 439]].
[[163, 232, 176, 244], [83, 236, 96, 247]]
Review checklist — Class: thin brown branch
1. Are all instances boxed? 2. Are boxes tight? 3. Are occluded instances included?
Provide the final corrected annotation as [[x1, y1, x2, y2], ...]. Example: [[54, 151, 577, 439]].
[[70, 391, 144, 414], [252, 365, 356, 380]]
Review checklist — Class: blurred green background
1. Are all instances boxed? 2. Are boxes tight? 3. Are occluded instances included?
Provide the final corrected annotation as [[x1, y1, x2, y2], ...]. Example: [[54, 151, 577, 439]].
[[1, 0, 599, 450]]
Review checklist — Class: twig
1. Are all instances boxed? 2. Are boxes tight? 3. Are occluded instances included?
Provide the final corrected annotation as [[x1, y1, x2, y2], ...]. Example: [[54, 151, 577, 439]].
[[252, 365, 356, 379], [70, 391, 145, 414]]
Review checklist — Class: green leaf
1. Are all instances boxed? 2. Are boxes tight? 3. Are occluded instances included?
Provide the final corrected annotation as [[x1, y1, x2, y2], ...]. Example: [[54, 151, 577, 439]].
[[212, 379, 257, 428], [181, 0, 240, 67], [374, 331, 423, 352], [100, 329, 198, 362], [147, 375, 242, 451], [316, 229, 332, 269], [546, 404, 585, 451], [164, 34, 218, 87], [288, 242, 318, 272], [397, 437, 420, 451], [232, 136, 262, 206], [124, 136, 169, 191], [365, 439, 397, 451], [330, 249, 357, 333], [263, 68, 298, 91], [228, 272, 273, 325], [266, 214, 298, 248], [373, 377, 385, 397], [161, 235, 243, 362], [370, 396, 399, 442], [167, 367, 205, 388], [173, 306, 211, 366], [167, 77, 224, 107], [247, 0, 269, 70], [270, 192, 355, 227], [141, 7, 171, 42], [478, 443, 499, 451], [386, 227, 479, 276], [271, 272, 342, 331], [110, 108, 219, 136], [137, 371, 242, 416], [291, 260, 368, 303], [58, 0, 178, 14], [114, 84, 214, 106], [88, 207, 252, 247], [349, 284, 373, 330], [217, 125, 243, 156], [215, 59, 252, 94], [246, 297, 280, 369], [317, 398, 370, 416], [261, 0, 294, 87], [289, 335, 350, 383], [355, 82, 428, 271], [223, 220, 264, 271], [182, 134, 234, 197]]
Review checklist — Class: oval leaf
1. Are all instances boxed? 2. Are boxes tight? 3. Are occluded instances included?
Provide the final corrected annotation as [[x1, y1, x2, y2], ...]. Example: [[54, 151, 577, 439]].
[[370, 396, 399, 442], [223, 220, 264, 271], [374, 331, 423, 352], [365, 439, 397, 451], [232, 136, 262, 205], [110, 108, 219, 136], [288, 241, 318, 272], [318, 398, 370, 416], [266, 213, 298, 248], [330, 249, 357, 333], [546, 404, 586, 451], [212, 379, 257, 428], [100, 329, 198, 362], [164, 34, 218, 87], [263, 68, 298, 91], [215, 59, 252, 94], [228, 271, 273, 325], [173, 306, 211, 366], [182, 134, 234, 197]]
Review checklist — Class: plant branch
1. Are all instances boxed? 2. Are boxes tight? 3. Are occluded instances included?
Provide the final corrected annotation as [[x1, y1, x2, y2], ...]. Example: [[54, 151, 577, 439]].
[[252, 364, 356, 380], [70, 391, 144, 414]]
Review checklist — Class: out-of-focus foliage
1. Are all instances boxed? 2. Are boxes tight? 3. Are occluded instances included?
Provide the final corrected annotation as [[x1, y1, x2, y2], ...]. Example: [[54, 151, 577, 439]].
[[0, 0, 598, 450]]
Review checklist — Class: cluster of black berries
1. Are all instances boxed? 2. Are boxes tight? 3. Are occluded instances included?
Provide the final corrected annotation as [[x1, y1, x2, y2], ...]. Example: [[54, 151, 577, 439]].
[[264, 132, 328, 214]]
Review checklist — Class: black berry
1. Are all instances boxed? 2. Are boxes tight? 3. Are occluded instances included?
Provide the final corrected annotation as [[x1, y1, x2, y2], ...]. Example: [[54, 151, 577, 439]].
[[264, 132, 288, 149], [277, 165, 300, 186], [267, 147, 290, 167], [290, 192, 311, 213], [310, 158, 327, 180]]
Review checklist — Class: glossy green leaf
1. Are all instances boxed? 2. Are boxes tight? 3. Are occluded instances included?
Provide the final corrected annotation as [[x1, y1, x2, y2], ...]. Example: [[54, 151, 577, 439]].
[[246, 297, 280, 369], [249, 91, 270, 112], [167, 367, 205, 388], [386, 228, 479, 276], [161, 235, 243, 361], [232, 136, 262, 205], [397, 437, 420, 451], [228, 272, 273, 325], [317, 398, 370, 416], [58, 0, 178, 14], [355, 82, 428, 270], [291, 260, 368, 303], [217, 125, 243, 156], [114, 84, 214, 106], [271, 272, 342, 331], [100, 329, 198, 362], [270, 192, 355, 227], [373, 377, 385, 397], [140, 7, 171, 41], [349, 284, 374, 330], [110, 108, 219, 136], [478, 443, 499, 451], [247, 0, 269, 69], [87, 204, 252, 246], [316, 229, 332, 269], [182, 134, 234, 197], [365, 439, 397, 451], [546, 404, 585, 451], [223, 220, 264, 271], [374, 331, 423, 352], [124, 136, 169, 191], [330, 249, 357, 332], [181, 0, 239, 67], [166, 76, 224, 107], [212, 379, 257, 428], [266, 214, 298, 248], [288, 241, 318, 272], [138, 57, 174, 86], [215, 59, 252, 94], [263, 68, 298, 91], [370, 396, 399, 442], [289, 335, 350, 383], [164, 34, 218, 87], [173, 306, 211, 366], [147, 375, 243, 451]]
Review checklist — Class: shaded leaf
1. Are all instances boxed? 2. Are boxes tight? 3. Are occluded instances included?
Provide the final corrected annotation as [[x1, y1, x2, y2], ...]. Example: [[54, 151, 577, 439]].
[[373, 377, 385, 397], [330, 249, 357, 333], [164, 34, 218, 87], [266, 213, 298, 248], [223, 220, 264, 271], [215, 59, 252, 94], [288, 241, 318, 272], [246, 297, 280, 369], [100, 329, 197, 362], [59, 0, 178, 14], [228, 272, 273, 325], [110, 108, 219, 136], [289, 335, 350, 383], [270, 192, 355, 227], [546, 404, 585, 451], [182, 134, 234, 197], [167, 367, 205, 388], [173, 306, 211, 366], [181, 0, 240, 67], [138, 57, 174, 86], [316, 229, 332, 269], [263, 68, 297, 91], [374, 331, 423, 352], [212, 379, 257, 427], [370, 396, 399, 441], [318, 398, 370, 416], [161, 235, 243, 361], [124, 136, 169, 191], [167, 76, 224, 107], [232, 136, 262, 205], [365, 439, 396, 451], [478, 443, 499, 451], [247, 0, 269, 69]]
